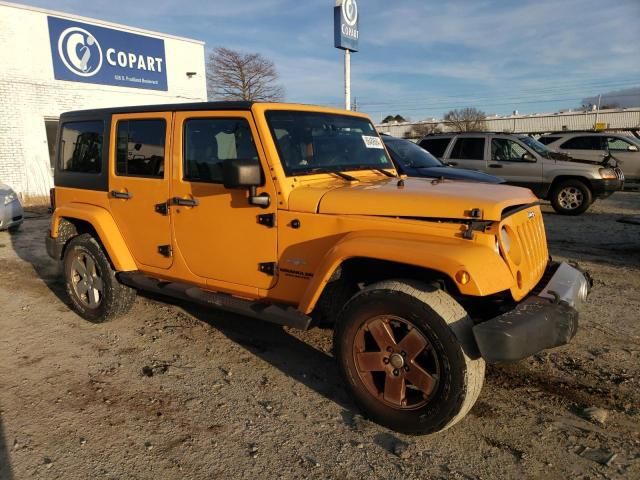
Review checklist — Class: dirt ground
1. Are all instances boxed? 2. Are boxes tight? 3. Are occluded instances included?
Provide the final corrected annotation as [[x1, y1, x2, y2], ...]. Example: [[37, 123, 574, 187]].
[[0, 193, 639, 480]]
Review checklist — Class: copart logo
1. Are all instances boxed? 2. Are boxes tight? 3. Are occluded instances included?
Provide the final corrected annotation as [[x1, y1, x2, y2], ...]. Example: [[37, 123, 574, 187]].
[[57, 27, 103, 77], [342, 0, 358, 27]]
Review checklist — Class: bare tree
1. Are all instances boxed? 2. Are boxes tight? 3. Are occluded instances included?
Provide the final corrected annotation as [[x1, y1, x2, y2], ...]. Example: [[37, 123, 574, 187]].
[[206, 47, 284, 101], [443, 108, 486, 132], [407, 122, 442, 139]]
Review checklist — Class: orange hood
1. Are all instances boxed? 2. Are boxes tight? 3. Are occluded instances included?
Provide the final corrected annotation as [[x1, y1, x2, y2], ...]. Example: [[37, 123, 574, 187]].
[[287, 177, 537, 221]]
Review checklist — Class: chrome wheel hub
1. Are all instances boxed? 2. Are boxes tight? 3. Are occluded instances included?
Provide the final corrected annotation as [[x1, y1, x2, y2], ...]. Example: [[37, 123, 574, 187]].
[[558, 187, 584, 210]]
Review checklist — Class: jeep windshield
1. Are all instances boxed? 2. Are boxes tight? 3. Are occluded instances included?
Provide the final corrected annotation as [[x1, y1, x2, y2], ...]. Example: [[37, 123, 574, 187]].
[[266, 111, 394, 176]]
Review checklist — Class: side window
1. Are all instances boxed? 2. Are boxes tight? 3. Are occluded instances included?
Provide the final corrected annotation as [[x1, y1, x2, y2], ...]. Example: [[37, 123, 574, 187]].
[[537, 136, 560, 145], [184, 118, 258, 183], [418, 138, 450, 158], [60, 121, 103, 173], [491, 138, 529, 161], [607, 137, 632, 151], [116, 119, 166, 177], [560, 136, 602, 150], [450, 138, 485, 160]]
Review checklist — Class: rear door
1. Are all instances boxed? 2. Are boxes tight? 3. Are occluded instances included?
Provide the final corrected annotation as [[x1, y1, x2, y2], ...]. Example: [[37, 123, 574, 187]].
[[489, 136, 544, 194], [108, 112, 173, 269], [446, 136, 487, 171]]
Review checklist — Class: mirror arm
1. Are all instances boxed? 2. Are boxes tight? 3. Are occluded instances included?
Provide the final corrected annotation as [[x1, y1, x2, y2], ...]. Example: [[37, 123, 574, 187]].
[[248, 186, 271, 209]]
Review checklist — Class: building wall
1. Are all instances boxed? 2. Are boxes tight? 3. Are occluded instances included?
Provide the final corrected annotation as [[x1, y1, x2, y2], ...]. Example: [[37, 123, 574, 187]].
[[0, 1, 207, 197]]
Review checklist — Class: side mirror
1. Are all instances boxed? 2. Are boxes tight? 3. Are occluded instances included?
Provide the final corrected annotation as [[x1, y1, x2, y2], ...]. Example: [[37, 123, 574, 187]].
[[628, 144, 639, 152], [223, 159, 270, 208], [522, 152, 535, 162]]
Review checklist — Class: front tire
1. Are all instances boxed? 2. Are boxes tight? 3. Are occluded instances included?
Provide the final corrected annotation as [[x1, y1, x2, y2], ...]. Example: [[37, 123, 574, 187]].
[[334, 280, 485, 435], [63, 234, 136, 323], [550, 179, 592, 215]]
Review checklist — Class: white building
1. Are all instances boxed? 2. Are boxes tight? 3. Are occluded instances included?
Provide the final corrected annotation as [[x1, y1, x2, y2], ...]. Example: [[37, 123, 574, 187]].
[[0, 1, 208, 198]]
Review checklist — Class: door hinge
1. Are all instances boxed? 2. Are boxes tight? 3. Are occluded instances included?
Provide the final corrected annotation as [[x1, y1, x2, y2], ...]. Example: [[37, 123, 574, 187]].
[[257, 213, 275, 228], [259, 262, 276, 276], [158, 245, 172, 257], [155, 202, 169, 215]]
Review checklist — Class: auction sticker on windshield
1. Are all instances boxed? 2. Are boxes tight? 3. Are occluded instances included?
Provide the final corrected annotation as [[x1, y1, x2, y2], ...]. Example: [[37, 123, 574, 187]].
[[362, 135, 384, 149]]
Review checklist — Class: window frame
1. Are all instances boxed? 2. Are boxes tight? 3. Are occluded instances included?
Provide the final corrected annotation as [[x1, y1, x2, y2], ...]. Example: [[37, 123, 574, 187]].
[[182, 116, 261, 185], [59, 120, 105, 174], [449, 136, 486, 161], [114, 118, 167, 179]]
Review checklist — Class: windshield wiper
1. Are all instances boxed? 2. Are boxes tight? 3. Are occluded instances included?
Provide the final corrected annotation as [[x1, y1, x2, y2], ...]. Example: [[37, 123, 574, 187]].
[[296, 168, 359, 181], [373, 168, 397, 177]]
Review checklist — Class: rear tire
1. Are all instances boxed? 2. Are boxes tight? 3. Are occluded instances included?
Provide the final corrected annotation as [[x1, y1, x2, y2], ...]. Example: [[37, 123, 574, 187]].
[[334, 280, 485, 435], [63, 234, 136, 323], [550, 179, 592, 215]]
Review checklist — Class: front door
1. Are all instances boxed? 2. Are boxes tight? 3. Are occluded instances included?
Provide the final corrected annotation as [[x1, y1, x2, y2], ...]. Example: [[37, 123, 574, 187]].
[[171, 111, 277, 289], [108, 112, 173, 269], [489, 137, 544, 195]]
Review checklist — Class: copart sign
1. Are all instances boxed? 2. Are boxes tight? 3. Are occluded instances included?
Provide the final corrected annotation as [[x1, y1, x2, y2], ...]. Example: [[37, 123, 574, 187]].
[[334, 0, 359, 51], [47, 16, 168, 91]]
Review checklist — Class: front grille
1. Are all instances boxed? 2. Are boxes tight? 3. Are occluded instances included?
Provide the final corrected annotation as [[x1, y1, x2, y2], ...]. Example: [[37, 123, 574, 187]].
[[614, 168, 625, 180], [499, 205, 549, 301]]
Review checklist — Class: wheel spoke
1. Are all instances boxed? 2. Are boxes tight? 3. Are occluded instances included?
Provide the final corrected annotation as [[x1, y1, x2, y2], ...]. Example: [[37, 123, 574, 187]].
[[84, 255, 97, 277], [397, 328, 428, 360], [405, 363, 436, 396], [383, 374, 405, 406], [367, 318, 396, 350], [71, 258, 87, 277], [355, 352, 386, 372], [92, 276, 103, 292]]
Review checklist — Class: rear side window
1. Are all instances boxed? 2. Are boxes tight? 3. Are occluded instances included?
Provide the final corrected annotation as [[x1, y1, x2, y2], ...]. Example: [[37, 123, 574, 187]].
[[183, 118, 258, 183], [537, 136, 561, 145], [450, 137, 485, 160], [59, 121, 103, 173], [560, 136, 603, 150], [116, 119, 166, 177], [418, 138, 451, 158]]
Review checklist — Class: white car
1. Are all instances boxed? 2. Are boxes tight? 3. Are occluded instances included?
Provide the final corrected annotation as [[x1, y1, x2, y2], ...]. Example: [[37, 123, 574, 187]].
[[539, 132, 640, 184], [0, 182, 24, 231]]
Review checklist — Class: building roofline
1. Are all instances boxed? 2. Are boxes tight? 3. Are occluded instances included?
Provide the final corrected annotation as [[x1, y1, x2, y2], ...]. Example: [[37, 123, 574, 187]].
[[0, 0, 205, 45]]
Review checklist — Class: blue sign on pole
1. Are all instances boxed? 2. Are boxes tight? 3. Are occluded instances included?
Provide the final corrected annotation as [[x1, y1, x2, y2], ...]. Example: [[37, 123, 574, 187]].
[[47, 16, 168, 91], [334, 0, 359, 51]]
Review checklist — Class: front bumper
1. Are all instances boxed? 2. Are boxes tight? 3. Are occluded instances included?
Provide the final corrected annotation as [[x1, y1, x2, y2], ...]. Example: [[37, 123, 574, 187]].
[[0, 199, 24, 230], [473, 262, 592, 363], [591, 178, 624, 198]]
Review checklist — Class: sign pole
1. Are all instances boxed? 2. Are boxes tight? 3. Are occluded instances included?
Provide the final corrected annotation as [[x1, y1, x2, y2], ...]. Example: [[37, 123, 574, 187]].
[[344, 48, 351, 110]]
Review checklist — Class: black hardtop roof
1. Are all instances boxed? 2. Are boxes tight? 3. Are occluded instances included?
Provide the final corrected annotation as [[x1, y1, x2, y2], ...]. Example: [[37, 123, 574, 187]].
[[60, 101, 255, 118]]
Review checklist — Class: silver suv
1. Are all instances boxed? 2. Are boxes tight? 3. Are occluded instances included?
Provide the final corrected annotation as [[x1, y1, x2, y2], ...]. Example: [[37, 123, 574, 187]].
[[420, 132, 624, 215], [539, 132, 640, 185]]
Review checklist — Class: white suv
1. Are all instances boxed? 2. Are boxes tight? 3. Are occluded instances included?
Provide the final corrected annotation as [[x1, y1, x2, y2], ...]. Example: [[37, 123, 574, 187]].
[[539, 132, 640, 185]]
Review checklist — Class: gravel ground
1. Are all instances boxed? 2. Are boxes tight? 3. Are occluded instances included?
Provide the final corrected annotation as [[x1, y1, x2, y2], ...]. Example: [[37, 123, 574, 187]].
[[0, 193, 639, 480]]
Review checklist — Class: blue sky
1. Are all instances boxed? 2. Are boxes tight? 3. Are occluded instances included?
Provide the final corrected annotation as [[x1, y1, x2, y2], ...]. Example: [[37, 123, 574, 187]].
[[21, 0, 640, 122]]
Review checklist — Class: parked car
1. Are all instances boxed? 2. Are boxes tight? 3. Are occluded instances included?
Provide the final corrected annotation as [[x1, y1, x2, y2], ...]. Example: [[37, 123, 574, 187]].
[[381, 135, 504, 184], [0, 181, 24, 231], [47, 101, 591, 435], [419, 132, 624, 215], [539, 132, 640, 184]]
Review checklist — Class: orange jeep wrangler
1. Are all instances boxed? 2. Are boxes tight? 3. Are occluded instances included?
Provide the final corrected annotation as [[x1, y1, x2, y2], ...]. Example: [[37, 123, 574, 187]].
[[46, 102, 591, 434]]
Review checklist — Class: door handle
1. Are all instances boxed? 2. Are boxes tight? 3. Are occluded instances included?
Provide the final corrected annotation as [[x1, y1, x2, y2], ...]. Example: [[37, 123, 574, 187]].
[[489, 164, 503, 168], [110, 190, 132, 199], [171, 197, 199, 207]]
